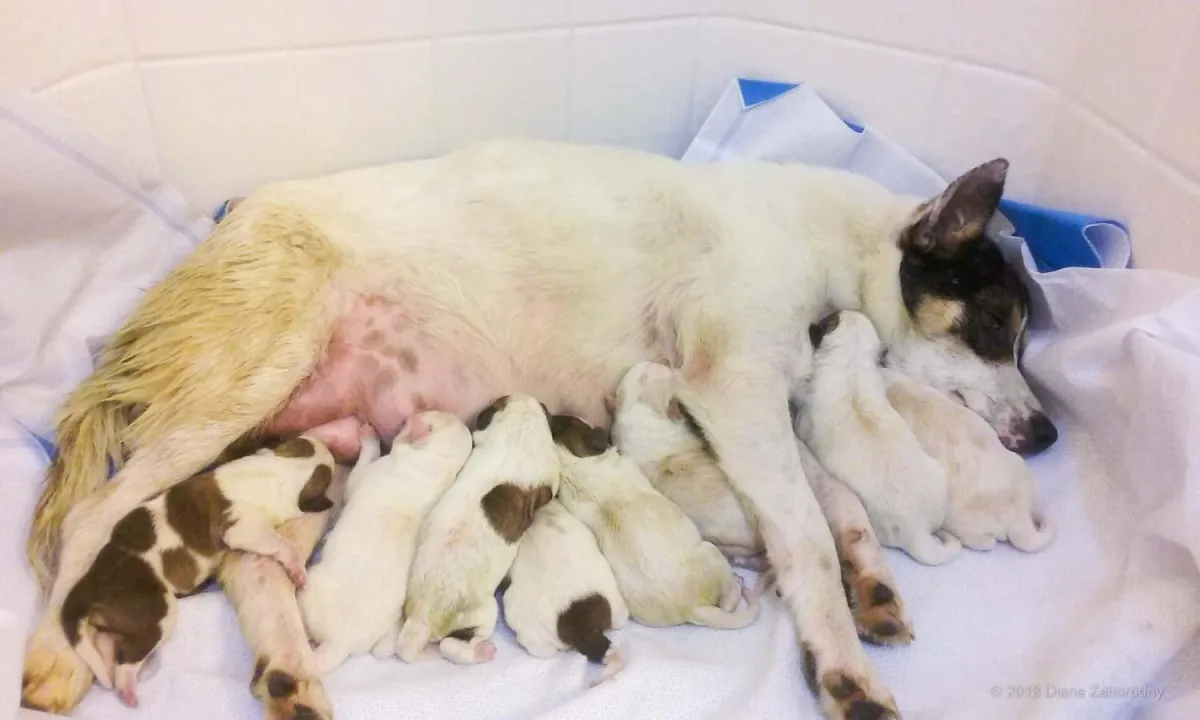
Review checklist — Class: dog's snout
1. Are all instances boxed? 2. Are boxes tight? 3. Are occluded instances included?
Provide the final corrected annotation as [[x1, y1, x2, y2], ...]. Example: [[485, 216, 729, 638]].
[[1028, 413, 1058, 453]]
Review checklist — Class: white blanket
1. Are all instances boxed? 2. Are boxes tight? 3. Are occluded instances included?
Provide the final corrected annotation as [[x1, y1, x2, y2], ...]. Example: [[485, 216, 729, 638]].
[[2, 77, 1199, 720]]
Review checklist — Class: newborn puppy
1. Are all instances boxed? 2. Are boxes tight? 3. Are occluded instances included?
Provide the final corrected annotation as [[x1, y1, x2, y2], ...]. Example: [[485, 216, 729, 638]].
[[797, 310, 960, 565], [398, 395, 559, 665], [883, 369, 1055, 552], [502, 499, 629, 682], [551, 414, 760, 630], [300, 411, 473, 673], [608, 361, 764, 567], [61, 436, 335, 707]]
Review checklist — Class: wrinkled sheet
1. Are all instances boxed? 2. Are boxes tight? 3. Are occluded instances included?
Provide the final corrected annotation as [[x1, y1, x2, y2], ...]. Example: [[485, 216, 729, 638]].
[[2, 75, 1199, 720]]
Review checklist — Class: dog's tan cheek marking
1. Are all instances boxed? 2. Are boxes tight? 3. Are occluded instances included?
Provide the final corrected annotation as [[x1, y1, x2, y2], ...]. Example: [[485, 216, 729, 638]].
[[272, 437, 316, 459], [166, 472, 232, 556], [161, 547, 201, 594], [915, 297, 964, 336], [481, 483, 554, 543]]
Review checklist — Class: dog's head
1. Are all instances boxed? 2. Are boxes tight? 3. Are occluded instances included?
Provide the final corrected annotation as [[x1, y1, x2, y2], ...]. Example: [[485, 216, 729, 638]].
[[883, 158, 1056, 455], [472, 394, 552, 438]]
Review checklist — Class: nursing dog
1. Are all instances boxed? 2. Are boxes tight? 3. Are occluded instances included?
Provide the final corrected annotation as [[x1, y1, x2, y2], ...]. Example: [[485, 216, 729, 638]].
[[26, 140, 1055, 720], [551, 414, 760, 631], [300, 412, 472, 672], [502, 499, 629, 682], [798, 310, 961, 565], [61, 436, 334, 707], [397, 395, 559, 665], [883, 370, 1055, 553]]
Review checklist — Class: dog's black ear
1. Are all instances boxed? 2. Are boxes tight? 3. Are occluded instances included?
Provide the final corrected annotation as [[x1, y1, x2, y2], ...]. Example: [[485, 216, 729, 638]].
[[550, 414, 609, 457], [905, 158, 1008, 257], [298, 465, 334, 513], [808, 312, 841, 349], [475, 396, 511, 431]]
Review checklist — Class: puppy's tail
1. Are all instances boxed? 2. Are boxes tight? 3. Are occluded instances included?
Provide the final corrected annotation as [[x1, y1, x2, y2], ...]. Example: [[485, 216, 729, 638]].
[[396, 618, 431, 664], [1009, 511, 1056, 553], [690, 577, 762, 630], [28, 399, 129, 590]]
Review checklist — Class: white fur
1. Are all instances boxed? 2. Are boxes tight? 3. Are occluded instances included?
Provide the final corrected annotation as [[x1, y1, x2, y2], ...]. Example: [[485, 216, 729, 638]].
[[609, 362, 763, 562], [397, 396, 560, 665], [502, 499, 629, 680], [300, 412, 473, 673], [554, 438, 760, 630], [797, 312, 960, 565], [882, 370, 1055, 552]]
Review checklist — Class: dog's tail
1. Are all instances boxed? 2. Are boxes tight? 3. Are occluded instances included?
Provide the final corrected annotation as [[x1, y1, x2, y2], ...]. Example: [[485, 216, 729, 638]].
[[1009, 511, 1056, 553], [396, 618, 431, 664], [690, 577, 763, 630], [28, 398, 129, 590]]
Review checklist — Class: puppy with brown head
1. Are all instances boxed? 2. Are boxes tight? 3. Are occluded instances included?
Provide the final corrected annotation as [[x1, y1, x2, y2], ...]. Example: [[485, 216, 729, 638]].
[[397, 394, 560, 665], [552, 414, 761, 630], [609, 361, 764, 567], [60, 435, 336, 707], [502, 499, 629, 683]]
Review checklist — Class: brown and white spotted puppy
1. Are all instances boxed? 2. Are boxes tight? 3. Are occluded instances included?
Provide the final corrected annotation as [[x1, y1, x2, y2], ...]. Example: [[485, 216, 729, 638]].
[[397, 395, 559, 665], [551, 414, 761, 630], [502, 499, 629, 683], [59, 436, 335, 707], [608, 361, 764, 567]]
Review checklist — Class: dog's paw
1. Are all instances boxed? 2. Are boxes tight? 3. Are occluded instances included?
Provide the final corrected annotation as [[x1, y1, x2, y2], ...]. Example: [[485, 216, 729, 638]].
[[819, 670, 901, 720], [842, 562, 913, 646], [252, 662, 332, 720], [20, 622, 94, 714]]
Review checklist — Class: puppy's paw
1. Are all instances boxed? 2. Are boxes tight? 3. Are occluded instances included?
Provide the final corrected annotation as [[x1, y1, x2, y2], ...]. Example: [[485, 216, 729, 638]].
[[20, 622, 93, 714], [843, 563, 913, 646], [252, 662, 332, 720], [277, 546, 308, 588], [474, 640, 497, 664], [819, 671, 901, 720]]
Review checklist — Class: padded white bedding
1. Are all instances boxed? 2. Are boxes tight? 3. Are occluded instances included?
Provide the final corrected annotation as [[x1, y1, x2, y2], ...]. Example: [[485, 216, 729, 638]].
[[2, 78, 1198, 720]]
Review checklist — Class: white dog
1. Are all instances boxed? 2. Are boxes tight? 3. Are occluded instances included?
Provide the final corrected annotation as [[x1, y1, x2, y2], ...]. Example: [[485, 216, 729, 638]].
[[883, 370, 1055, 553], [797, 311, 960, 565], [397, 395, 559, 665], [502, 499, 629, 681], [551, 414, 761, 630], [300, 411, 473, 673], [609, 362, 764, 566]]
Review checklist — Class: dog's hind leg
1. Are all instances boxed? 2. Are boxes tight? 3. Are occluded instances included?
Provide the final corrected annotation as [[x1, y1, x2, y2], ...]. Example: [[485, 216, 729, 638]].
[[223, 496, 339, 720], [23, 211, 343, 713], [675, 353, 898, 720]]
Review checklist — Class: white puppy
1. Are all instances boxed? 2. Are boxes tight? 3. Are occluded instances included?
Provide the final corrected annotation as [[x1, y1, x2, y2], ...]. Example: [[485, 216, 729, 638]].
[[502, 499, 629, 682], [551, 414, 760, 629], [796, 311, 961, 565], [398, 395, 559, 665], [300, 411, 473, 673], [882, 370, 1055, 552], [609, 362, 764, 566]]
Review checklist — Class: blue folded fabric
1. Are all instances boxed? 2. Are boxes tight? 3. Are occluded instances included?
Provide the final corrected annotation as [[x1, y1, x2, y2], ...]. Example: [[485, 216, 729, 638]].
[[999, 198, 1129, 273]]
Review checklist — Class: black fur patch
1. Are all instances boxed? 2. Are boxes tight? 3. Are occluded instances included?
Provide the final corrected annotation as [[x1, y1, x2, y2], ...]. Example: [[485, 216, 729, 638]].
[[474, 396, 511, 431], [266, 670, 297, 699], [808, 311, 842, 350], [801, 642, 818, 696], [446, 626, 478, 642]]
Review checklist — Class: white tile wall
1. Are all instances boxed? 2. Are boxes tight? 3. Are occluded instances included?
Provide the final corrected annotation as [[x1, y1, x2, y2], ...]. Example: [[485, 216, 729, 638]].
[[1, 0, 1198, 275]]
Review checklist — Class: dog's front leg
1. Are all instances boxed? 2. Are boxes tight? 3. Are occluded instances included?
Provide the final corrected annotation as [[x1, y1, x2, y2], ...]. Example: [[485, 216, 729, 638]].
[[677, 359, 898, 720], [219, 478, 342, 720]]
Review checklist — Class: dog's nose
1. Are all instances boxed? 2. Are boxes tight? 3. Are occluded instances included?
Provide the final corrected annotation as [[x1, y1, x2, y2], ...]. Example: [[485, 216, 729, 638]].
[[1025, 412, 1058, 454]]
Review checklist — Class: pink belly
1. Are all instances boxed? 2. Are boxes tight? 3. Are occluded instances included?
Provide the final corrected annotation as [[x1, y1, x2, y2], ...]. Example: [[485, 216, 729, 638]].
[[261, 294, 630, 460]]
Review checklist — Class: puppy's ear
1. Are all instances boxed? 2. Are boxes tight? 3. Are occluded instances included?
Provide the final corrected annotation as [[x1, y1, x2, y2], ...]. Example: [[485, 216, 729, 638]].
[[298, 465, 334, 513], [550, 414, 610, 457], [808, 312, 842, 349], [474, 396, 511, 432], [904, 158, 1008, 258]]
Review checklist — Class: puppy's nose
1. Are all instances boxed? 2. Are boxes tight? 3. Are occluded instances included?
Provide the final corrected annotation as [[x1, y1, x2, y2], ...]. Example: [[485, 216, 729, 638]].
[[1026, 412, 1058, 454]]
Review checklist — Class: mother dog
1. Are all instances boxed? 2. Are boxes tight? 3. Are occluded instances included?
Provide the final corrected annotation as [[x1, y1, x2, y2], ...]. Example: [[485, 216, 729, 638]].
[[23, 140, 1054, 719]]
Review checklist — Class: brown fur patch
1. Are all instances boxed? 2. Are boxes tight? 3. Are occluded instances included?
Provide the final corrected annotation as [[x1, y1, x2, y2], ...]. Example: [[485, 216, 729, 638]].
[[446, 626, 477, 642], [913, 297, 964, 336], [481, 483, 553, 543], [474, 396, 511, 431], [397, 348, 419, 372], [60, 544, 168, 664], [870, 582, 895, 606], [820, 671, 892, 720], [557, 593, 613, 663], [273, 437, 315, 459], [110, 507, 156, 553], [252, 657, 267, 686], [298, 465, 334, 513], [549, 414, 609, 457], [165, 472, 231, 556], [801, 642, 818, 696], [161, 547, 201, 594], [266, 670, 298, 699]]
